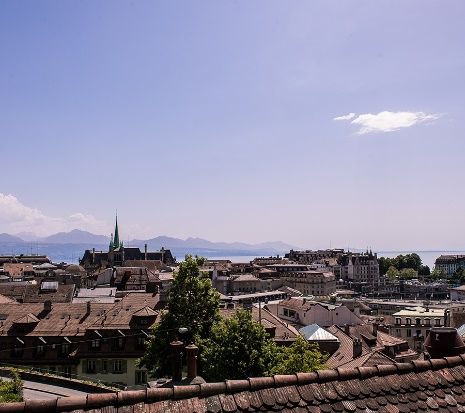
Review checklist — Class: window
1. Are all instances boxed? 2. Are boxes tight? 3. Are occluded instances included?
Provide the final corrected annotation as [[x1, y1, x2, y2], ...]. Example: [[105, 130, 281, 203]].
[[102, 359, 108, 373], [406, 318, 411, 325], [135, 370, 147, 385], [61, 343, 70, 356], [113, 360, 123, 373], [407, 329, 412, 337], [13, 345, 23, 357], [90, 339, 100, 350], [86, 360, 96, 374], [136, 336, 145, 350], [36, 344, 44, 355], [425, 318, 430, 326], [435, 318, 441, 326], [416, 318, 421, 326], [113, 337, 125, 350], [416, 330, 422, 337], [395, 318, 401, 325]]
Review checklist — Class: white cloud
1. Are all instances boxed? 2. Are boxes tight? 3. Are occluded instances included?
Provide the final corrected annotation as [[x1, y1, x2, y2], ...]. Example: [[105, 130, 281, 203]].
[[0, 193, 110, 236], [334, 111, 440, 134], [334, 113, 356, 121]]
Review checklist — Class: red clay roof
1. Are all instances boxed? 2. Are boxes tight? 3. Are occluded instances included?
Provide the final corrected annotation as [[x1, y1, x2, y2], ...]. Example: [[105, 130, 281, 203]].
[[3, 356, 465, 412]]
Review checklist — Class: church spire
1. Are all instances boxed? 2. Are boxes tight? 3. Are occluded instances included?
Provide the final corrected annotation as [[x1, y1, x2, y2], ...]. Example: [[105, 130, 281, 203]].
[[113, 213, 121, 248]]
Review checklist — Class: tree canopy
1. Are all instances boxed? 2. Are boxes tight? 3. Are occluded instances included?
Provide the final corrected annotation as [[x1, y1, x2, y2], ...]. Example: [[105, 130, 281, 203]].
[[268, 335, 327, 376], [199, 309, 327, 381], [378, 253, 429, 276], [199, 309, 277, 381], [139, 255, 220, 376]]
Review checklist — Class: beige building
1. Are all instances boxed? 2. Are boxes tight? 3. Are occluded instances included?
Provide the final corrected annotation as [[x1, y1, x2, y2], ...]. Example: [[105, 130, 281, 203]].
[[281, 271, 336, 296], [273, 297, 363, 327], [389, 306, 445, 351]]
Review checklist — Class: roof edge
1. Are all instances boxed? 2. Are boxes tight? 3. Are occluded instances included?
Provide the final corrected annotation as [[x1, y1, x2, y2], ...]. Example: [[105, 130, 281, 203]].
[[1, 355, 465, 412]]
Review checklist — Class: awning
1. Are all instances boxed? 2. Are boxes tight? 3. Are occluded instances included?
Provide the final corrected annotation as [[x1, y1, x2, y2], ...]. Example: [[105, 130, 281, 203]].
[[63, 336, 71, 344], [39, 336, 47, 344], [16, 337, 24, 345], [117, 329, 125, 337]]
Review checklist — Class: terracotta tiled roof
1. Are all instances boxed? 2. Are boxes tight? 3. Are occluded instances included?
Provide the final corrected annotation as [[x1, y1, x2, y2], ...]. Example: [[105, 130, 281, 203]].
[[4, 356, 465, 412], [0, 283, 75, 303], [336, 350, 396, 369], [325, 326, 369, 368]]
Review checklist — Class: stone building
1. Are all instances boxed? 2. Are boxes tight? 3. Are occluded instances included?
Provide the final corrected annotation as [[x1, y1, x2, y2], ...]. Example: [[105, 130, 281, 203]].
[[280, 270, 336, 296], [0, 292, 160, 387], [435, 254, 465, 276], [80, 216, 175, 271], [337, 251, 380, 287], [388, 306, 445, 351]]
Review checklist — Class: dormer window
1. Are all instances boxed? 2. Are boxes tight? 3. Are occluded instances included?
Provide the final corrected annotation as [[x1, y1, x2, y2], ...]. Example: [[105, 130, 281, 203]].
[[90, 339, 100, 350]]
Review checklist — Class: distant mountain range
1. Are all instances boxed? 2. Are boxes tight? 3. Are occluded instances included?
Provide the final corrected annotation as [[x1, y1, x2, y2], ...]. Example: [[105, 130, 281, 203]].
[[0, 229, 296, 254]]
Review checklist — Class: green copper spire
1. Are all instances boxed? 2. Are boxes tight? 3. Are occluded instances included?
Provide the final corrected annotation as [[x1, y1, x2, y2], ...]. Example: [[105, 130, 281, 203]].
[[113, 214, 120, 249]]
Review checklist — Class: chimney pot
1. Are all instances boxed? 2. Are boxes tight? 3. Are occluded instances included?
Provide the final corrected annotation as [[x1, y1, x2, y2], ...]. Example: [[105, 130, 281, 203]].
[[170, 340, 184, 381], [185, 343, 198, 381], [353, 338, 363, 358]]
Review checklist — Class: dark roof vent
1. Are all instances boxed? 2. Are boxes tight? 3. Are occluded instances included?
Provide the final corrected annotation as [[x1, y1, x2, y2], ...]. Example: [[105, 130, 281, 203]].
[[424, 327, 465, 358]]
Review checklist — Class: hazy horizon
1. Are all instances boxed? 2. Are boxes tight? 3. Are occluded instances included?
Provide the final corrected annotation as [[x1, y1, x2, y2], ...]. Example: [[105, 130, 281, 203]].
[[1, 1, 465, 251]]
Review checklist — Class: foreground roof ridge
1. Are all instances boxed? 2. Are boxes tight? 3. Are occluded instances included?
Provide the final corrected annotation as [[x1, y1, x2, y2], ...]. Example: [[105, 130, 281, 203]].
[[2, 354, 465, 412]]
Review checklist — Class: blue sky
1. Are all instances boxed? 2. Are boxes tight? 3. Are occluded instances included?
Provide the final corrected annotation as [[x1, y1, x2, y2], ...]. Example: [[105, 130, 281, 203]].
[[1, 1, 464, 250]]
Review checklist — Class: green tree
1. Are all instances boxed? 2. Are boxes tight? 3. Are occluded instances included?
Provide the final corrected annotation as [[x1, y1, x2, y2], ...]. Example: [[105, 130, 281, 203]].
[[0, 370, 22, 402], [139, 255, 220, 376], [199, 309, 277, 381], [386, 266, 399, 279], [418, 265, 431, 276], [378, 257, 392, 275], [405, 253, 422, 271], [267, 335, 327, 376], [430, 268, 446, 280], [399, 268, 418, 279]]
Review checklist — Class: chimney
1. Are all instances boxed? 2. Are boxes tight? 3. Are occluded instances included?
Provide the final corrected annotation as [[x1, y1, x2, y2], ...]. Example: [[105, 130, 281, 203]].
[[373, 322, 379, 336], [344, 324, 350, 336], [185, 343, 198, 381], [144, 244, 148, 261], [86, 301, 91, 315], [92, 248, 95, 264], [353, 338, 363, 358], [158, 285, 168, 304], [170, 340, 184, 382], [44, 300, 52, 312], [424, 327, 465, 358]]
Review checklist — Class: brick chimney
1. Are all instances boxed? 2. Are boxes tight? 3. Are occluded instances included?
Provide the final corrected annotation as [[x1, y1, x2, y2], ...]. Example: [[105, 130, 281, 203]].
[[185, 343, 198, 381], [170, 340, 184, 382], [353, 338, 363, 358], [44, 300, 52, 312], [144, 244, 148, 261]]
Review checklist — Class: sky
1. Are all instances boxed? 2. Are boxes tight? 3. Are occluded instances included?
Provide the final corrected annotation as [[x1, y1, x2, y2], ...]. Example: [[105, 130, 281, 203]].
[[1, 1, 465, 250]]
